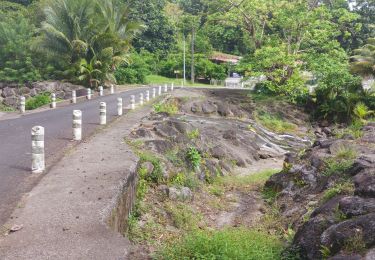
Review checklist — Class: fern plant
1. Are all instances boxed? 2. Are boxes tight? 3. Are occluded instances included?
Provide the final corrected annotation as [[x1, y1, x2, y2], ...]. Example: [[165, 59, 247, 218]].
[[353, 102, 374, 122]]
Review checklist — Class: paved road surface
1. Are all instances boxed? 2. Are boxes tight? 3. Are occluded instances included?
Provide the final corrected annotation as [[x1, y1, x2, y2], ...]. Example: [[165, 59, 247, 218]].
[[0, 87, 153, 227]]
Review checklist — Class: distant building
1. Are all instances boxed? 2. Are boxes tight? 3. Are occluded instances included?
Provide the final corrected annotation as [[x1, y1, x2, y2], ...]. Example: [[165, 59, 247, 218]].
[[210, 52, 242, 65]]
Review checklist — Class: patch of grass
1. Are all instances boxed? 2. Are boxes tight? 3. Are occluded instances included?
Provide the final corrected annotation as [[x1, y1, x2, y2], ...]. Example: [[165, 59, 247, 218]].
[[322, 159, 354, 177], [165, 203, 201, 231], [154, 99, 179, 115], [25, 92, 51, 110], [255, 110, 297, 134], [213, 169, 280, 192], [262, 187, 279, 204], [321, 182, 355, 203], [335, 122, 364, 139], [334, 146, 358, 160], [343, 233, 367, 255], [127, 214, 163, 243], [158, 228, 284, 260], [0, 102, 15, 112], [208, 185, 225, 197], [187, 128, 200, 140]]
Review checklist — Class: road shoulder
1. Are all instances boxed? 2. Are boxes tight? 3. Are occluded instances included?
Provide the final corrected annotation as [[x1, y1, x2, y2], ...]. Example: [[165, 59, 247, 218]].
[[0, 102, 155, 259]]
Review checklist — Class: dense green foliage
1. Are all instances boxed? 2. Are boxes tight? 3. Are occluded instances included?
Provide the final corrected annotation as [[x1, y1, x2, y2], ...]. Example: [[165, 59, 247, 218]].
[[0, 0, 374, 121]]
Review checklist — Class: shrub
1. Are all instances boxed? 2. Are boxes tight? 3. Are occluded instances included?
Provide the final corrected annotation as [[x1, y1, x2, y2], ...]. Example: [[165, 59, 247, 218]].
[[158, 228, 283, 260], [25, 92, 51, 110]]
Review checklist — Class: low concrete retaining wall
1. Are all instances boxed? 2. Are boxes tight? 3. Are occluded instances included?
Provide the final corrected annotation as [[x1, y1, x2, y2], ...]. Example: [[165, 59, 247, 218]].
[[107, 161, 139, 234]]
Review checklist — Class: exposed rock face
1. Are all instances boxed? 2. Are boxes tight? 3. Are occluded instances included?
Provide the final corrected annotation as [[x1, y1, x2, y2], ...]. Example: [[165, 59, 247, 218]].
[[265, 123, 375, 259], [0, 81, 86, 108]]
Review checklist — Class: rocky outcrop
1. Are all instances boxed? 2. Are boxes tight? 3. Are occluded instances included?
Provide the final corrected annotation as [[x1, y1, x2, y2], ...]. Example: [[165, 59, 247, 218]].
[[265, 123, 375, 259], [0, 81, 86, 108]]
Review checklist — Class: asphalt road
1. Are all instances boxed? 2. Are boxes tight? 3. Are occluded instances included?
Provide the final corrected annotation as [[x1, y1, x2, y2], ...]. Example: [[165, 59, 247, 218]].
[[0, 87, 153, 227]]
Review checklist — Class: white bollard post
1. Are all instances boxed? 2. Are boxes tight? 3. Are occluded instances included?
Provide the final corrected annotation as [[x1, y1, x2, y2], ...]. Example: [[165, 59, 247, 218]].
[[99, 102, 106, 125], [87, 88, 92, 100], [146, 90, 150, 102], [99, 86, 104, 97], [164, 84, 168, 93], [20, 96, 25, 114], [51, 93, 56, 109], [158, 86, 162, 95], [171, 83, 174, 91], [31, 126, 45, 174], [110, 85, 115, 95], [140, 93, 144, 106], [131, 95, 135, 110], [72, 110, 82, 141], [152, 88, 156, 99], [71, 90, 77, 104], [117, 97, 123, 116]]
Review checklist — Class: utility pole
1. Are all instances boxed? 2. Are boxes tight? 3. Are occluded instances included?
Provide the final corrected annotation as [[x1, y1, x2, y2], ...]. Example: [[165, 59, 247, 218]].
[[191, 27, 195, 84], [183, 34, 186, 87]]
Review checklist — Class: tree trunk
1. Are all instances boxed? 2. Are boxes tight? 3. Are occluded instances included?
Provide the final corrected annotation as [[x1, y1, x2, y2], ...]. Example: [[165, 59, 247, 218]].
[[191, 28, 195, 84]]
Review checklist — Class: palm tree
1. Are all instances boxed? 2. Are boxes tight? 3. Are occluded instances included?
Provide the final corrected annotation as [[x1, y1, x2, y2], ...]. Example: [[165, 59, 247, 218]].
[[351, 38, 375, 76], [78, 57, 102, 89], [33, 0, 143, 85], [33, 0, 93, 65]]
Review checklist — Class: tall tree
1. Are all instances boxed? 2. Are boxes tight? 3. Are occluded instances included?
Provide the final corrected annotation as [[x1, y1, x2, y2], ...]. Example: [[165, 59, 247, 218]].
[[128, 0, 176, 56]]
